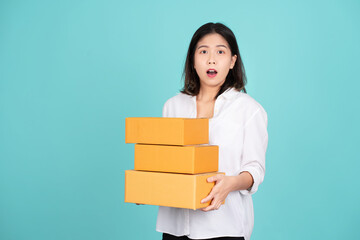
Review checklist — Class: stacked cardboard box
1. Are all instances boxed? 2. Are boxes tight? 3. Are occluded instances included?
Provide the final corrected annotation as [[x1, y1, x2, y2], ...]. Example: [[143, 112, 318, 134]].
[[124, 117, 223, 210]]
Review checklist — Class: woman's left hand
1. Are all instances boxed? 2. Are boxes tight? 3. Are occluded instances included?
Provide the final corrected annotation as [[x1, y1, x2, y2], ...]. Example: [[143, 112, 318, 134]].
[[200, 174, 234, 212]]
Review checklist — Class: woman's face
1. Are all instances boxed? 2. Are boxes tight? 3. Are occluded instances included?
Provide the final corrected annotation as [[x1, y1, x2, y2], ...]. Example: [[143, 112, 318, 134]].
[[194, 33, 237, 89]]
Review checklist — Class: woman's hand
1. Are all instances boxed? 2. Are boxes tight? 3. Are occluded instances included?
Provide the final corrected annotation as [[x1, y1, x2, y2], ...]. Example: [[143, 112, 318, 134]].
[[201, 174, 234, 212], [201, 172, 254, 212]]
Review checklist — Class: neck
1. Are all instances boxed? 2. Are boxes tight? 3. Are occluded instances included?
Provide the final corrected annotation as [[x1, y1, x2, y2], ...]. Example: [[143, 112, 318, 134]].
[[197, 86, 220, 102]]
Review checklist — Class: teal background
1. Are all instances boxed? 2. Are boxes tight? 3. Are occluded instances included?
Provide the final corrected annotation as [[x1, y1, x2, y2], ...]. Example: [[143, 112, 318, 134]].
[[1, 0, 359, 239]]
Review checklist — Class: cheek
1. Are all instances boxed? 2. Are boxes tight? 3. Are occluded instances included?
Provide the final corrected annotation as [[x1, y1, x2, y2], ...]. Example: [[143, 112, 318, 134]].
[[194, 59, 205, 72], [219, 61, 231, 73], [193, 64, 202, 76], [221, 59, 233, 71], [193, 57, 199, 69], [194, 55, 203, 65]]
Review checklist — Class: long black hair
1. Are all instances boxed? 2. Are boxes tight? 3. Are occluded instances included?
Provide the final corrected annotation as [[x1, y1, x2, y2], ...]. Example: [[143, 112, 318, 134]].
[[181, 22, 247, 99]]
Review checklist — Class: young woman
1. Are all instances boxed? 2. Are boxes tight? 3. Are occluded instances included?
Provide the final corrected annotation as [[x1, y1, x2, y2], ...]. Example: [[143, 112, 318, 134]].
[[156, 22, 268, 240]]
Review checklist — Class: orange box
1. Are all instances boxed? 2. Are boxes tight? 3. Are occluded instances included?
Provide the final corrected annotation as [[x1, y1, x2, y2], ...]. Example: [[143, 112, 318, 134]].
[[125, 117, 208, 145], [134, 144, 218, 174], [125, 170, 224, 210]]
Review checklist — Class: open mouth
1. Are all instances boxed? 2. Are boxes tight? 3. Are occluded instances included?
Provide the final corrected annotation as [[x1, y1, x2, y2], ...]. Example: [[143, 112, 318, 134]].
[[207, 69, 217, 78]]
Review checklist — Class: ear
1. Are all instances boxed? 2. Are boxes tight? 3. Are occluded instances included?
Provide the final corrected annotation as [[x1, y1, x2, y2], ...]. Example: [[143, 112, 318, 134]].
[[230, 54, 237, 69]]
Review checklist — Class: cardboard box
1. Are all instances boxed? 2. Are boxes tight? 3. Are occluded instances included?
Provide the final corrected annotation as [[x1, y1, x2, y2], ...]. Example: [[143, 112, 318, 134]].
[[125, 170, 224, 210], [134, 144, 218, 174], [125, 117, 209, 145]]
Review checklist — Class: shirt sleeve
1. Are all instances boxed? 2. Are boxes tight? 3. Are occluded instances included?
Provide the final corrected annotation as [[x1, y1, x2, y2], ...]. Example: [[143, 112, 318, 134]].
[[162, 99, 171, 117], [239, 107, 268, 195]]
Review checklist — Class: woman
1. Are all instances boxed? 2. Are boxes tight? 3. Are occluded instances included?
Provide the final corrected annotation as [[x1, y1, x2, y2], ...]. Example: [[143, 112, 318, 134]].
[[157, 22, 268, 240]]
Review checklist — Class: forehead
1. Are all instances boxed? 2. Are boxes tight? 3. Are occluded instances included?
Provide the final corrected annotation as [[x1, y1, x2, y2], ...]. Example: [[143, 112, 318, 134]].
[[196, 33, 229, 48]]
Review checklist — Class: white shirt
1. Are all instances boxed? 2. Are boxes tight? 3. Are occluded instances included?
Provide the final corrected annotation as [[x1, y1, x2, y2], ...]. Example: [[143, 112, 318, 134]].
[[156, 87, 268, 240]]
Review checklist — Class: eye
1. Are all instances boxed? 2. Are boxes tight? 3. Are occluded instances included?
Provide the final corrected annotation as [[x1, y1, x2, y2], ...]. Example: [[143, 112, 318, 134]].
[[200, 50, 207, 54], [218, 50, 225, 54]]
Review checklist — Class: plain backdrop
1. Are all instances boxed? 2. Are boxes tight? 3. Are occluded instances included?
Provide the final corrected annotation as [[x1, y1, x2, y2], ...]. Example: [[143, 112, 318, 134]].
[[1, 0, 359, 239]]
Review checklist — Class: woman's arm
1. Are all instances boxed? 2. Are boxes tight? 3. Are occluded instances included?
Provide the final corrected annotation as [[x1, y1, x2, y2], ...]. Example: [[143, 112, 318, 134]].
[[201, 107, 268, 212], [200, 172, 254, 212]]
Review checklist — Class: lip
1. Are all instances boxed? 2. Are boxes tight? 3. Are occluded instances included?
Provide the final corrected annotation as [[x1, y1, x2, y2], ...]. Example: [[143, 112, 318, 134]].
[[207, 68, 217, 78]]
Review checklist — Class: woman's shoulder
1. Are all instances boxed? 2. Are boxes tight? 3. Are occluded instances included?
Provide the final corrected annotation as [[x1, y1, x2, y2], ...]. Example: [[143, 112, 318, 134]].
[[237, 92, 265, 109], [162, 92, 195, 117], [164, 92, 194, 107], [230, 90, 267, 118], [224, 87, 263, 109]]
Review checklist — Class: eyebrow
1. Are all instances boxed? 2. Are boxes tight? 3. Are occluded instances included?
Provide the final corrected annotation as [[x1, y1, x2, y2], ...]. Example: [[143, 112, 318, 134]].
[[197, 44, 228, 49]]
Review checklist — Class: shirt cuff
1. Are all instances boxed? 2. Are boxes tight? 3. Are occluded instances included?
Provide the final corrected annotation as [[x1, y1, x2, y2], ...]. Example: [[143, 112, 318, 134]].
[[239, 167, 262, 195]]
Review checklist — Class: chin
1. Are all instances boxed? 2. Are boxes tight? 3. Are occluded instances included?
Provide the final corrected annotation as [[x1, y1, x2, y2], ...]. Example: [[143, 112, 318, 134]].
[[201, 80, 225, 88]]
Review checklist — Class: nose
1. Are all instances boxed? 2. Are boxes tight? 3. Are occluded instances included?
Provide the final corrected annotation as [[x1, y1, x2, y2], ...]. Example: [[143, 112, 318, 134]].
[[208, 52, 216, 65]]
